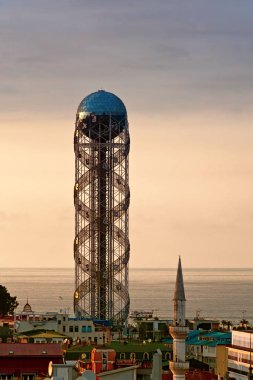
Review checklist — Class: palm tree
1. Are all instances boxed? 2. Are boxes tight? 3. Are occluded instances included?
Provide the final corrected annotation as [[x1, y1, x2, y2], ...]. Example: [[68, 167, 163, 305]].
[[221, 320, 227, 331], [240, 318, 249, 329], [226, 320, 233, 330]]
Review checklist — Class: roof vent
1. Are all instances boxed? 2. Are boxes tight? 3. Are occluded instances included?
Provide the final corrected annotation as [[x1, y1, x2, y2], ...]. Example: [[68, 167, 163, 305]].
[[9, 351, 14, 355]]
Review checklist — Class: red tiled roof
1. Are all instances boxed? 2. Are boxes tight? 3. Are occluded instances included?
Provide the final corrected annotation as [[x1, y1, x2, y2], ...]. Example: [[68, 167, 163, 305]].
[[0, 343, 63, 357], [0, 316, 14, 322], [0, 369, 14, 374]]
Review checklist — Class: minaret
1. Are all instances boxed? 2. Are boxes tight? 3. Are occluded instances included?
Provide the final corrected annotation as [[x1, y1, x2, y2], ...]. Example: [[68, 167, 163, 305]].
[[169, 257, 189, 380]]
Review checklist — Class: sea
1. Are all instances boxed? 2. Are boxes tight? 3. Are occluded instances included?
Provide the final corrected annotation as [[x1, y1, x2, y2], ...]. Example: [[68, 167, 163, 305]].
[[1, 268, 253, 325]]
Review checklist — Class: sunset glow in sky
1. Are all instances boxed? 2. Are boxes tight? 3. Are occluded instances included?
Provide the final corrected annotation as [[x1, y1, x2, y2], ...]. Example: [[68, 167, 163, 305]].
[[1, 0, 253, 268]]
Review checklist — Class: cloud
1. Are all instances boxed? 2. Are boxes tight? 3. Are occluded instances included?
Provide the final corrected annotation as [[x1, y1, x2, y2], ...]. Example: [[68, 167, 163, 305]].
[[1, 0, 253, 115], [1, 0, 253, 267], [0, 85, 19, 94]]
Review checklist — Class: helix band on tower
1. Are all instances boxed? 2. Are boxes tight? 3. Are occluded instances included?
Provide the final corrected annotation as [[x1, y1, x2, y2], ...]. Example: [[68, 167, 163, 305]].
[[73, 90, 130, 324]]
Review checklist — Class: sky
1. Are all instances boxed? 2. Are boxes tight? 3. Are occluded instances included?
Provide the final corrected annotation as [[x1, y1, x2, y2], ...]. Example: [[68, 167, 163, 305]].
[[1, 0, 253, 268]]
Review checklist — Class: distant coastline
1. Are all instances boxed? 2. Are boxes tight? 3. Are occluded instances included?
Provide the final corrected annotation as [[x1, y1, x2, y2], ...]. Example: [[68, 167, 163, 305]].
[[1, 267, 253, 270], [1, 268, 253, 322]]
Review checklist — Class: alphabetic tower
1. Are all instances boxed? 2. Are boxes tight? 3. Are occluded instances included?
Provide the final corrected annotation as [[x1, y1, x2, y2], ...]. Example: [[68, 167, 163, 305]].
[[169, 257, 189, 380], [73, 90, 130, 324]]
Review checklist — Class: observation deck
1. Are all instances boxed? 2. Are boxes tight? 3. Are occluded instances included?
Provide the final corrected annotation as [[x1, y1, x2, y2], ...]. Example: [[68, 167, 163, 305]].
[[169, 361, 189, 375], [169, 325, 189, 339]]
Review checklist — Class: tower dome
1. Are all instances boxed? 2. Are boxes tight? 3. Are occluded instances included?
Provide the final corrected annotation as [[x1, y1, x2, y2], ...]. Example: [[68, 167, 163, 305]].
[[76, 90, 127, 140], [22, 298, 33, 313]]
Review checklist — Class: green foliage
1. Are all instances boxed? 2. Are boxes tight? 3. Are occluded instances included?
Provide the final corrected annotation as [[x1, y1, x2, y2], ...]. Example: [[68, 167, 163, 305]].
[[0, 285, 18, 316], [138, 321, 155, 340], [220, 320, 233, 331], [0, 326, 13, 340]]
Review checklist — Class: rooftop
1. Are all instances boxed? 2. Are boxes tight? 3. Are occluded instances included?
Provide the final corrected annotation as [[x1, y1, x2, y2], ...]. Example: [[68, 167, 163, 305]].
[[0, 343, 63, 356]]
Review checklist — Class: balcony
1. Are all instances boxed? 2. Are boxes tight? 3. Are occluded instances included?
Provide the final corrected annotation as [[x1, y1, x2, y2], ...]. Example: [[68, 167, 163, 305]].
[[169, 326, 189, 339], [170, 361, 189, 374]]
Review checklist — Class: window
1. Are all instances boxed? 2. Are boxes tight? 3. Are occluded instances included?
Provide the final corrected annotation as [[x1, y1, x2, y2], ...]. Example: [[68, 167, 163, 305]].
[[120, 353, 125, 360], [165, 352, 171, 360], [130, 352, 136, 360], [22, 375, 35, 380], [58, 320, 61, 324], [82, 326, 86, 333], [103, 352, 108, 362], [87, 326, 92, 332], [69, 326, 73, 332], [63, 326, 66, 332], [143, 352, 149, 360], [75, 325, 79, 332]]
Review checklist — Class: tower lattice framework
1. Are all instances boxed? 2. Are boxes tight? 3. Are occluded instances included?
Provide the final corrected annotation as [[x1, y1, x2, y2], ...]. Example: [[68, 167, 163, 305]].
[[73, 93, 130, 323]]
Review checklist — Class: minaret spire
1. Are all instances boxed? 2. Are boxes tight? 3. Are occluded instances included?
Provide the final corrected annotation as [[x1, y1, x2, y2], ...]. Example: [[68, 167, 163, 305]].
[[169, 257, 189, 380], [174, 256, 185, 302], [173, 256, 186, 326]]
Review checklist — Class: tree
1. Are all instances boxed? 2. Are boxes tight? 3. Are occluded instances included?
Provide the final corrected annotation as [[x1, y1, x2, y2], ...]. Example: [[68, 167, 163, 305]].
[[0, 285, 18, 316], [220, 320, 233, 331], [221, 320, 227, 331], [240, 318, 249, 329], [226, 320, 233, 331]]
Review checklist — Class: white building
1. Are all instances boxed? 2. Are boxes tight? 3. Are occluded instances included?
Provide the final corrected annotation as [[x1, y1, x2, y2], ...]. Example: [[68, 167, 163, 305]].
[[15, 302, 110, 344], [56, 314, 110, 344], [228, 330, 253, 380]]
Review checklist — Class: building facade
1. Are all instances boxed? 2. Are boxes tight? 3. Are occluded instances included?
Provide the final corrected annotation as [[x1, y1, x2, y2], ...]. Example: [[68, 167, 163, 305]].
[[0, 343, 63, 379], [228, 330, 253, 380], [15, 308, 110, 344]]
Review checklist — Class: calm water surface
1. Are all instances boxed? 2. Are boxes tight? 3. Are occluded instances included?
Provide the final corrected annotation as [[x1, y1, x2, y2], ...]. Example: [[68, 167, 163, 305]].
[[1, 268, 253, 324]]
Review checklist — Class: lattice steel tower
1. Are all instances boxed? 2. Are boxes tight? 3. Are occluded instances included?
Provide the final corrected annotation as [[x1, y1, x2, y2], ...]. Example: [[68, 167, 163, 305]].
[[73, 90, 130, 323]]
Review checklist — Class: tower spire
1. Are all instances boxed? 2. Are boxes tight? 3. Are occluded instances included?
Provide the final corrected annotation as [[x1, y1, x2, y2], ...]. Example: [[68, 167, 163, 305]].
[[173, 256, 186, 326], [174, 256, 186, 302], [169, 257, 189, 380]]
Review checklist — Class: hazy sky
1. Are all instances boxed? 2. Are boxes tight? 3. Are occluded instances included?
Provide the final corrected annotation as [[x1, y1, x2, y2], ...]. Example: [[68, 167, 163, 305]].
[[1, 0, 253, 268]]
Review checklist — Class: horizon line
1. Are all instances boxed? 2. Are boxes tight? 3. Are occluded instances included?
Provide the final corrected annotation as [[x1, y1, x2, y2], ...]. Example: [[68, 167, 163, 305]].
[[1, 266, 253, 270]]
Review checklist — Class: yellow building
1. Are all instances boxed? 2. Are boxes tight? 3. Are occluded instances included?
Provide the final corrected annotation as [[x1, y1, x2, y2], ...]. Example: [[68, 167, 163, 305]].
[[216, 345, 228, 378]]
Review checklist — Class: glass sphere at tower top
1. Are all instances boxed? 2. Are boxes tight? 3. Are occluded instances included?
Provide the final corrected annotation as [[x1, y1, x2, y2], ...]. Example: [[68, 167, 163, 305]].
[[76, 90, 127, 140], [77, 90, 127, 118]]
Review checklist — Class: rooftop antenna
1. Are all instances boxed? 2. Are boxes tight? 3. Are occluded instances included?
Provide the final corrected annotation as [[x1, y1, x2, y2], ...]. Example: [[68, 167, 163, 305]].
[[195, 309, 202, 320]]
